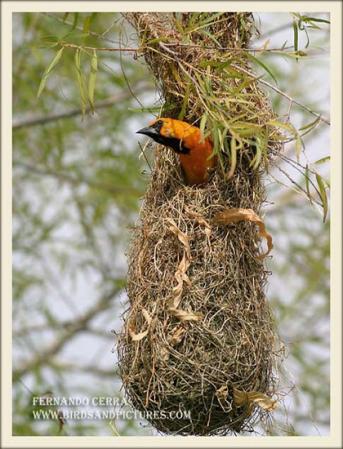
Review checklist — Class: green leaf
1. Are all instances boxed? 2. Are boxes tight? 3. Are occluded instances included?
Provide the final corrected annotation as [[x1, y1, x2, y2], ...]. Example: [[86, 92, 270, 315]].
[[37, 47, 64, 98], [198, 12, 224, 27], [301, 16, 330, 25], [83, 16, 92, 34], [251, 140, 262, 170], [83, 13, 96, 34], [272, 50, 307, 59], [229, 122, 263, 140], [304, 165, 313, 205], [294, 50, 307, 57], [231, 75, 257, 95], [199, 59, 232, 70], [88, 50, 97, 112], [267, 119, 303, 160], [198, 29, 221, 47], [293, 20, 299, 60], [211, 122, 224, 168], [299, 116, 321, 132], [295, 134, 303, 161], [146, 37, 168, 45], [74, 48, 87, 116], [315, 156, 330, 165], [246, 53, 278, 84], [315, 173, 328, 222], [212, 121, 219, 153], [250, 133, 267, 170], [227, 136, 238, 179], [173, 13, 185, 34], [178, 83, 191, 121], [72, 13, 79, 30], [199, 112, 208, 139], [186, 12, 224, 33], [212, 124, 225, 174], [223, 67, 245, 80]]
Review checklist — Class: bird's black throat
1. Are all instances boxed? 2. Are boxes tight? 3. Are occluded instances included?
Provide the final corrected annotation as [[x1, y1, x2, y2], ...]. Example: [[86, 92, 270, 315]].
[[152, 135, 190, 155]]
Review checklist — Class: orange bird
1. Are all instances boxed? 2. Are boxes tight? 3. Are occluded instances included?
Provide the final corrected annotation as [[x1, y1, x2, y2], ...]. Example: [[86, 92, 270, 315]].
[[137, 118, 215, 185]]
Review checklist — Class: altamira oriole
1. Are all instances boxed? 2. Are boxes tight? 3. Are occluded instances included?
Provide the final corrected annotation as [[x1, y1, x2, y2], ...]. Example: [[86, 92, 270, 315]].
[[137, 118, 216, 185]]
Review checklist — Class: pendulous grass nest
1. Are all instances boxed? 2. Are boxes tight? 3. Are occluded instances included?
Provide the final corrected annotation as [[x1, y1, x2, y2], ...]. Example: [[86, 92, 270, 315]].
[[118, 12, 282, 436], [118, 148, 280, 435]]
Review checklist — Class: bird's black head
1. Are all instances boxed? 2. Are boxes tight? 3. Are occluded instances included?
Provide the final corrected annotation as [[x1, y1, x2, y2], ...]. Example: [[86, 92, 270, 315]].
[[136, 120, 164, 142], [136, 118, 189, 154]]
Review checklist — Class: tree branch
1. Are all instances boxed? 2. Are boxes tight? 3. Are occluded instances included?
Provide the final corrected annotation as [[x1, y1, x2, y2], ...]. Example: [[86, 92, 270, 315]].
[[55, 41, 301, 54], [13, 84, 150, 130], [13, 161, 144, 197], [14, 320, 117, 340], [13, 287, 121, 382], [50, 361, 118, 378], [60, 42, 138, 53]]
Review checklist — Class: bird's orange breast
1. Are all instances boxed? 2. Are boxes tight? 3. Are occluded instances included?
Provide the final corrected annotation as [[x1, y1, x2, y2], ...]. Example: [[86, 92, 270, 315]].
[[179, 132, 215, 185], [162, 120, 215, 185]]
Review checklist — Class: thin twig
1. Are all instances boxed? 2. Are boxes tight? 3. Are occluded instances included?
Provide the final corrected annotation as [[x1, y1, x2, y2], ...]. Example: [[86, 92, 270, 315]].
[[274, 165, 322, 207], [254, 22, 294, 40], [269, 147, 320, 177], [270, 151, 322, 200], [61, 42, 138, 53], [138, 141, 152, 172], [164, 42, 297, 52], [231, 64, 330, 125], [118, 28, 145, 110]]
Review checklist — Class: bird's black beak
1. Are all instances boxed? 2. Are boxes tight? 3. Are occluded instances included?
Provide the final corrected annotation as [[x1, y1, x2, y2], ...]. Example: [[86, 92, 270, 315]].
[[136, 126, 159, 138]]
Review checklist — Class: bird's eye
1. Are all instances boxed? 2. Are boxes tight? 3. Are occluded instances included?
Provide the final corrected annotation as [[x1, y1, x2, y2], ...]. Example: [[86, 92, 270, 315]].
[[153, 120, 164, 133]]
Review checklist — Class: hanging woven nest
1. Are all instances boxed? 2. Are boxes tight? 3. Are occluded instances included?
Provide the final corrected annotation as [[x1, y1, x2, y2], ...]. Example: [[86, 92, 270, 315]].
[[118, 12, 282, 435], [118, 150, 279, 435]]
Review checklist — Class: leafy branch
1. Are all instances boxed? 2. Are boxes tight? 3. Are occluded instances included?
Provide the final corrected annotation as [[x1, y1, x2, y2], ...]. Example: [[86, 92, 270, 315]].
[[14, 83, 149, 129], [35, 12, 330, 222]]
